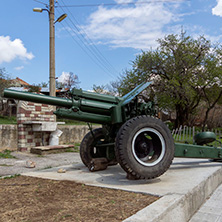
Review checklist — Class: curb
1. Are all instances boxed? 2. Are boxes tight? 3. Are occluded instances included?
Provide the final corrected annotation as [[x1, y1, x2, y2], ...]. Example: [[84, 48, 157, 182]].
[[123, 167, 222, 222]]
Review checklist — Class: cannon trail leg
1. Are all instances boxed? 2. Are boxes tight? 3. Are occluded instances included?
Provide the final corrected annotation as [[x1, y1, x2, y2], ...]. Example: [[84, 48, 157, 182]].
[[115, 116, 175, 179]]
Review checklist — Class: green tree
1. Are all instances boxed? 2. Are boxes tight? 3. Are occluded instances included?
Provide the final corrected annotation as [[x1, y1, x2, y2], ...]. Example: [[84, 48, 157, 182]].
[[117, 33, 222, 128], [0, 68, 10, 97], [92, 80, 122, 96], [39, 82, 48, 87], [57, 72, 80, 89], [0, 68, 11, 115]]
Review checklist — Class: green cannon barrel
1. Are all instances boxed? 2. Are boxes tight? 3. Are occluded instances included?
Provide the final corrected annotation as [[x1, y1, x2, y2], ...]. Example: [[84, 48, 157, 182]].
[[3, 89, 115, 116], [3, 82, 152, 124], [4, 89, 73, 107]]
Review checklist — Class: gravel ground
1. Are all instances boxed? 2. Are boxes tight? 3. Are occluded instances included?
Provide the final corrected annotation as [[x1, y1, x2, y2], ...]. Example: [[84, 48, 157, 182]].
[[0, 151, 81, 177]]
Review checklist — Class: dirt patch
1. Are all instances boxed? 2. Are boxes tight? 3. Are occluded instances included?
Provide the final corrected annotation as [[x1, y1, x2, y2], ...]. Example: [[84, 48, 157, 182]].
[[0, 176, 159, 222]]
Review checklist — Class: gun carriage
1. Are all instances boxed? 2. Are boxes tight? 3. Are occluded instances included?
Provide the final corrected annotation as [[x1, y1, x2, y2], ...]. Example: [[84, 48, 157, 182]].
[[4, 82, 222, 179]]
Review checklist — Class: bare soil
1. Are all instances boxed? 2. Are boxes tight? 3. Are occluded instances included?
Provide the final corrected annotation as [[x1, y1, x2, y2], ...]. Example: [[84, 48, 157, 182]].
[[0, 176, 159, 222]]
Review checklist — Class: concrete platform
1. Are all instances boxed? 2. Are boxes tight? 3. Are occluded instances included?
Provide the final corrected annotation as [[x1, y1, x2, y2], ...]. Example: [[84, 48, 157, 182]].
[[22, 158, 222, 222]]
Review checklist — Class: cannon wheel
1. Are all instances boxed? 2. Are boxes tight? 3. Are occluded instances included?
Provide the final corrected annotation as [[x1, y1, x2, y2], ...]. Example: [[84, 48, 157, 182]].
[[80, 128, 106, 167], [115, 116, 174, 179]]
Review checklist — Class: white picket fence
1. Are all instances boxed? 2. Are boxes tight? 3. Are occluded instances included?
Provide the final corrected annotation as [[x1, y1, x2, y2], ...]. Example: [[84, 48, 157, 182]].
[[172, 126, 222, 144]]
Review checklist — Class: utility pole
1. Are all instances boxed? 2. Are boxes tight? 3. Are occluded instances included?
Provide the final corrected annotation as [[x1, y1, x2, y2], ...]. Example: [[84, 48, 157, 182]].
[[33, 1, 66, 97], [49, 0, 56, 97]]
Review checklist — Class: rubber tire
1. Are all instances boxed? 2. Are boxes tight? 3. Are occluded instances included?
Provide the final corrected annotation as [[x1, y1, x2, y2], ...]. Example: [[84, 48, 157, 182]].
[[80, 128, 106, 167], [115, 116, 175, 179]]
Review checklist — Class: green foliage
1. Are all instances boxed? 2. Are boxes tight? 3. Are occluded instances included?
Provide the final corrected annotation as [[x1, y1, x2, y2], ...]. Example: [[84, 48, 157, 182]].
[[117, 32, 222, 128], [39, 82, 48, 87], [28, 82, 48, 92], [0, 150, 16, 159], [56, 72, 80, 89], [0, 174, 20, 180], [64, 143, 80, 153], [0, 115, 16, 124], [28, 84, 41, 92], [92, 84, 109, 94], [92, 81, 122, 96], [0, 68, 11, 98], [56, 118, 88, 125]]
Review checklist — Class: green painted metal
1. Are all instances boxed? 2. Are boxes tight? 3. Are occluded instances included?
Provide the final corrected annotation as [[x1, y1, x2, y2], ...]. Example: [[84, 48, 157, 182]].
[[3, 83, 222, 163], [54, 108, 112, 124], [121, 82, 152, 106], [193, 132, 216, 145], [4, 89, 115, 115], [71, 88, 122, 104], [4, 89, 73, 108], [3, 81, 155, 125], [174, 143, 222, 159]]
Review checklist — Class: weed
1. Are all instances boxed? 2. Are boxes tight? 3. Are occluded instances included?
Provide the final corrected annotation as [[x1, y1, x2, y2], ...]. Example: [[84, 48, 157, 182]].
[[63, 214, 72, 218], [0, 150, 16, 159], [110, 200, 116, 204], [0, 115, 16, 124], [64, 143, 80, 153], [0, 164, 13, 167], [1, 174, 20, 180], [42, 166, 52, 170]]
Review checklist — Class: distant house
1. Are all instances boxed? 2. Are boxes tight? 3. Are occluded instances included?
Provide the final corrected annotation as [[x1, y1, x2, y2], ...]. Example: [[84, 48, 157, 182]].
[[9, 77, 30, 88], [2, 77, 70, 117]]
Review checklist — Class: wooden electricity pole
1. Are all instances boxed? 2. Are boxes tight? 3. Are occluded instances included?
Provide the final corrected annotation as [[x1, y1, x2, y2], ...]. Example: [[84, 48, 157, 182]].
[[49, 0, 56, 97]]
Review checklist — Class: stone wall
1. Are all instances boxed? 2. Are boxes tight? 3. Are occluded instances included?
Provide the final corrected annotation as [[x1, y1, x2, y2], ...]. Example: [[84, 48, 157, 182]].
[[58, 125, 98, 144], [0, 99, 100, 152], [0, 125, 17, 151], [0, 124, 97, 151]]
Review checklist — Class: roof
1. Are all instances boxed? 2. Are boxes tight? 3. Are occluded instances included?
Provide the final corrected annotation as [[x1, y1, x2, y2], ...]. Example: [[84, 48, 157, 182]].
[[9, 77, 30, 87], [8, 87, 70, 94]]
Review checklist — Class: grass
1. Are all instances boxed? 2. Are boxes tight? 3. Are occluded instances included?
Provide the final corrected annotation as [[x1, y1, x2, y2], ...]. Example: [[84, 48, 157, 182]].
[[0, 115, 16, 124], [0, 150, 16, 159], [65, 143, 80, 153], [0, 115, 96, 126], [56, 118, 88, 125], [0, 164, 13, 167], [0, 174, 20, 180]]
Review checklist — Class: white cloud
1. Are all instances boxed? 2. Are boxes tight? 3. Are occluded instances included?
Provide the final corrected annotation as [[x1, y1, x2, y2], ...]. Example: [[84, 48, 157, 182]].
[[212, 0, 222, 17], [57, 72, 70, 84], [0, 36, 34, 64], [82, 1, 180, 49], [58, 71, 77, 85], [14, 66, 24, 71]]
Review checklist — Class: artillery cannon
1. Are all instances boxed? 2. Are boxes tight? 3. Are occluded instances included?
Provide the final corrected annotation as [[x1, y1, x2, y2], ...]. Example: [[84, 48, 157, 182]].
[[3, 82, 222, 180]]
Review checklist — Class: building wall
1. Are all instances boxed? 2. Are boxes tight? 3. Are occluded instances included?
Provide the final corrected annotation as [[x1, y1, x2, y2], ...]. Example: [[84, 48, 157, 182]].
[[58, 125, 98, 145], [0, 124, 97, 151], [0, 125, 17, 152], [17, 101, 54, 151]]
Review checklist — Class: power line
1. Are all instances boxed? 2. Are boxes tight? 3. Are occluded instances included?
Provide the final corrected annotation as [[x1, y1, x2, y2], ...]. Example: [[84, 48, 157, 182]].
[[56, 2, 118, 79], [57, 0, 189, 8], [58, 0, 119, 76], [33, 0, 48, 7], [58, 21, 117, 79]]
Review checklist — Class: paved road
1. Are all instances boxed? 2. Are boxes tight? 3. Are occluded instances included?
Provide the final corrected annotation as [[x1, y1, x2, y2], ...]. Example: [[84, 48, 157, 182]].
[[189, 183, 222, 222]]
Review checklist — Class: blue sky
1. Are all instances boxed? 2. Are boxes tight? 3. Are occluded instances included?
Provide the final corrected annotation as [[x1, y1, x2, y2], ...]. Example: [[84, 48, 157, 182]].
[[1, 0, 222, 90]]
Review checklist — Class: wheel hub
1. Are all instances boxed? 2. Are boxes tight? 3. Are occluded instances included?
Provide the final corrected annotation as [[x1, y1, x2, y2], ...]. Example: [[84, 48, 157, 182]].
[[132, 128, 166, 167]]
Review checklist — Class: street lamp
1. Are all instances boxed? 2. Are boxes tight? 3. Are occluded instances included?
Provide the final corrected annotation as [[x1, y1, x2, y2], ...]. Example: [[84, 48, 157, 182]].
[[33, 5, 67, 97]]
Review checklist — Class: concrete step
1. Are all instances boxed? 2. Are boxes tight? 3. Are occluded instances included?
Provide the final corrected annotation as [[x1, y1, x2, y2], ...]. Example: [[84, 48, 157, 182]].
[[30, 145, 75, 155]]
